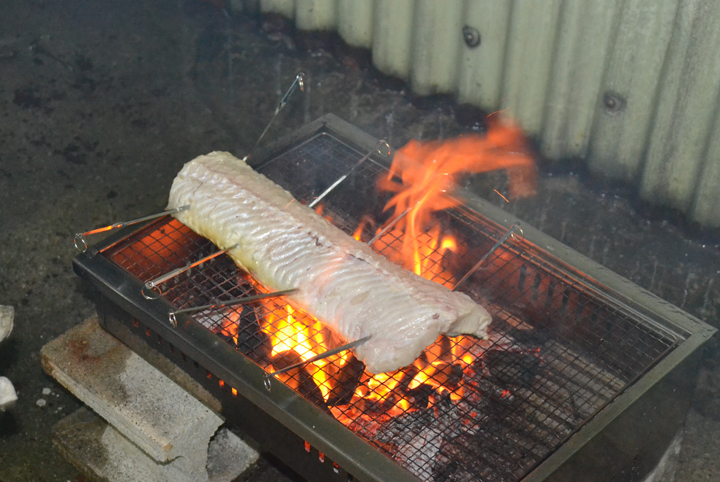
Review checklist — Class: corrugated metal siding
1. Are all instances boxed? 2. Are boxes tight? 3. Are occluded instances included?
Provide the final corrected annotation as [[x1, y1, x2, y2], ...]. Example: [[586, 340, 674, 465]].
[[259, 0, 720, 227]]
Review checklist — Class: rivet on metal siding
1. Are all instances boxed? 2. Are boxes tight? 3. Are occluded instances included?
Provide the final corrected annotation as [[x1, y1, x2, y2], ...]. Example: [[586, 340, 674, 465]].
[[603, 92, 626, 114], [462, 26, 481, 48]]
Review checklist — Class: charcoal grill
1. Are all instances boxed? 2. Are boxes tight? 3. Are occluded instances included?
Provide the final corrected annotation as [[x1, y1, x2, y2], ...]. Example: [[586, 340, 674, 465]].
[[73, 114, 715, 482]]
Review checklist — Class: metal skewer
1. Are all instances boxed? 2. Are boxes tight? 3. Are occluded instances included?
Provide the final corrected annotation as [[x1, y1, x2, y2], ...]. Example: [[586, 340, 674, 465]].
[[167, 288, 298, 326], [365, 172, 452, 246], [141, 244, 238, 300], [452, 224, 523, 292], [74, 205, 190, 252], [263, 335, 372, 391], [366, 205, 412, 246], [243, 72, 305, 162], [308, 140, 390, 209]]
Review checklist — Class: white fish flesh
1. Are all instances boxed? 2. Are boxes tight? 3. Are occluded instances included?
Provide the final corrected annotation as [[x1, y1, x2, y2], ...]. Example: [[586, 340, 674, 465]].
[[167, 152, 491, 374]]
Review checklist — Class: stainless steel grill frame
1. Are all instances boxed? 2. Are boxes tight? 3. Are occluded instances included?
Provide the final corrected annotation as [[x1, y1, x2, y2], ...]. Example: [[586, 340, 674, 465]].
[[74, 114, 715, 482]]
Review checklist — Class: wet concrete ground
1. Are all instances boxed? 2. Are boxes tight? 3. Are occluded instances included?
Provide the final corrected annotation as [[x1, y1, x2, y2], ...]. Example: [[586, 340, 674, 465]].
[[0, 1, 718, 480]]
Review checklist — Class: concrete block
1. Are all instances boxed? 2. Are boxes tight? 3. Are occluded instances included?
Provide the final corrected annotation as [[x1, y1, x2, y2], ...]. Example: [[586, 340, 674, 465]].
[[54, 407, 258, 482], [104, 314, 221, 413], [41, 318, 223, 465], [207, 427, 260, 482]]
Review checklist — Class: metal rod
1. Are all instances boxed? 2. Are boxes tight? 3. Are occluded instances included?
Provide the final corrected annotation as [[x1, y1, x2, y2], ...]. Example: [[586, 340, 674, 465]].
[[264, 335, 372, 389], [308, 140, 390, 209], [142, 244, 238, 300], [243, 72, 305, 161], [366, 172, 454, 246], [452, 224, 522, 292], [366, 206, 412, 246], [168, 288, 298, 326], [74, 205, 190, 252], [307, 176, 347, 209]]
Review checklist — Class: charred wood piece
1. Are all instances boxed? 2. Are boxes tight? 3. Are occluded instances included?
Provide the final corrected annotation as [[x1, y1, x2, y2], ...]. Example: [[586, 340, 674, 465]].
[[270, 350, 329, 412], [325, 354, 365, 407]]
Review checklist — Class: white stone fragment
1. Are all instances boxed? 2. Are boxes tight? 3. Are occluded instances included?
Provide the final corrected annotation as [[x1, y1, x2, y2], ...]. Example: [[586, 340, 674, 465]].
[[0, 305, 14, 342], [36, 398, 47, 407], [0, 376, 18, 410], [42, 387, 52, 395]]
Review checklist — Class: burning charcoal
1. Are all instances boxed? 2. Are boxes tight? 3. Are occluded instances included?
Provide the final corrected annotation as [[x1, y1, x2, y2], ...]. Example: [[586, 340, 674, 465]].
[[431, 391, 455, 413], [214, 275, 243, 299], [420, 362, 464, 390], [438, 336, 453, 364], [405, 383, 434, 411], [484, 348, 542, 389], [375, 409, 435, 446], [433, 460, 458, 482], [375, 409, 449, 481], [217, 332, 236, 346], [502, 321, 542, 345], [234, 305, 272, 359], [445, 363, 464, 388], [297, 371, 330, 413], [396, 364, 420, 391], [270, 349, 304, 370], [235, 327, 272, 360], [325, 354, 365, 407], [395, 426, 443, 482], [212, 304, 272, 361], [270, 350, 329, 412], [350, 391, 399, 416], [441, 430, 524, 482]]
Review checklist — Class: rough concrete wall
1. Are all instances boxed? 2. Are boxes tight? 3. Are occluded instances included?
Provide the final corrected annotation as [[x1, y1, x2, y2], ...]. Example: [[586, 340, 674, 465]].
[[258, 0, 720, 227]]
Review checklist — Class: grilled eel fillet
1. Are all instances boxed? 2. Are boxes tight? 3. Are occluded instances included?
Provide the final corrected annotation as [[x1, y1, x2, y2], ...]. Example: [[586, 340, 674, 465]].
[[168, 151, 491, 374]]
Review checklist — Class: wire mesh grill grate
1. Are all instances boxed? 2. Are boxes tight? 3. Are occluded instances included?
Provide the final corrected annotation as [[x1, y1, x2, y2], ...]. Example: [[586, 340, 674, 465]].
[[104, 132, 679, 482]]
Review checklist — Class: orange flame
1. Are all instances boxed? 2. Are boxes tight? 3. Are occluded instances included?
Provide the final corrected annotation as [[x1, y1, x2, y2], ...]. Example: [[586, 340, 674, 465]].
[[208, 121, 535, 426], [352, 215, 376, 241], [264, 304, 334, 400], [217, 309, 241, 345], [208, 298, 493, 443], [314, 204, 334, 223], [377, 119, 536, 277]]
